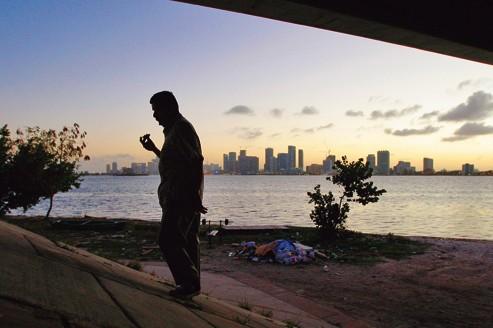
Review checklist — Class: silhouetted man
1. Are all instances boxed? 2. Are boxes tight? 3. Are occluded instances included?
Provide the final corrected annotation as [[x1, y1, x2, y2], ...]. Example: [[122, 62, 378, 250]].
[[140, 91, 206, 298]]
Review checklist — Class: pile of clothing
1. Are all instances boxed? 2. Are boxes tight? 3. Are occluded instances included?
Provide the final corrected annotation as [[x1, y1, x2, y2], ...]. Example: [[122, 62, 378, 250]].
[[235, 239, 315, 265]]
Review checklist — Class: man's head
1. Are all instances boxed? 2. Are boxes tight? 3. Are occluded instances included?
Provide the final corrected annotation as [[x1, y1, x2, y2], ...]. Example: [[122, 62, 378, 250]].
[[150, 91, 179, 126]]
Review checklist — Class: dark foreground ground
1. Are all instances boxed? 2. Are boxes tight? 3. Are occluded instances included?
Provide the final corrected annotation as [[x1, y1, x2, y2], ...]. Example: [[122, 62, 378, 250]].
[[5, 216, 493, 328]]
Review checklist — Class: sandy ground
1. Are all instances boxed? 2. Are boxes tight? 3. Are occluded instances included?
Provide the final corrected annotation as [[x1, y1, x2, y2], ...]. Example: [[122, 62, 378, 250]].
[[199, 237, 493, 328]]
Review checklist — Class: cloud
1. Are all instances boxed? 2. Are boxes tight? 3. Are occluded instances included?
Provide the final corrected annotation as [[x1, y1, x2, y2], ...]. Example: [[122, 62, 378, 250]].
[[457, 80, 472, 90], [236, 127, 262, 139], [442, 122, 493, 142], [269, 108, 284, 118], [438, 91, 493, 122], [269, 132, 281, 137], [299, 106, 319, 115], [368, 96, 401, 105], [317, 123, 334, 130], [225, 105, 254, 115], [419, 111, 440, 120], [456, 78, 492, 90], [346, 110, 364, 117], [370, 105, 421, 120], [290, 127, 316, 134], [385, 125, 440, 136]]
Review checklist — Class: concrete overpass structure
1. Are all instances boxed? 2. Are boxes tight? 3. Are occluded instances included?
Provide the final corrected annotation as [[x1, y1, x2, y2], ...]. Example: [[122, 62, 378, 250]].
[[174, 0, 493, 65]]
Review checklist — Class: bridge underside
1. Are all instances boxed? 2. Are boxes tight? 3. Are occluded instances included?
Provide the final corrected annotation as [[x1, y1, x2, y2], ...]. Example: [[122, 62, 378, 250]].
[[174, 0, 493, 65]]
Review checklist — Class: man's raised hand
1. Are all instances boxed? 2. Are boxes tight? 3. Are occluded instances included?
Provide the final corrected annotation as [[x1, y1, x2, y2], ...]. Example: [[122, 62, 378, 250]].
[[139, 134, 157, 152]]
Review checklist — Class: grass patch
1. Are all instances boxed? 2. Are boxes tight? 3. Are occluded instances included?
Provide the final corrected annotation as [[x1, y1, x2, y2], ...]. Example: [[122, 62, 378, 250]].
[[238, 298, 252, 311], [4, 216, 429, 265], [218, 226, 429, 265]]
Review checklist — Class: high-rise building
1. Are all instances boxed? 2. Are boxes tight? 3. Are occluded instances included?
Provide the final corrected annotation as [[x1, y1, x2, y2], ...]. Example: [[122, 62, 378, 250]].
[[323, 155, 336, 174], [423, 157, 434, 174], [223, 151, 240, 174], [367, 154, 376, 172], [111, 162, 118, 174], [264, 148, 275, 173], [376, 150, 390, 175], [147, 158, 159, 175], [288, 145, 296, 169], [204, 163, 221, 175], [238, 150, 259, 174], [462, 163, 474, 175], [131, 162, 147, 175], [306, 164, 323, 175], [298, 149, 304, 170], [223, 154, 229, 173], [393, 161, 415, 175], [106, 164, 111, 174], [277, 153, 289, 172]]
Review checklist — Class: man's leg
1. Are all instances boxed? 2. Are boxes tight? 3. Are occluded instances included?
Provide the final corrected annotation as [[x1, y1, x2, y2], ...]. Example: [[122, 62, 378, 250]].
[[185, 213, 200, 288], [159, 211, 200, 293]]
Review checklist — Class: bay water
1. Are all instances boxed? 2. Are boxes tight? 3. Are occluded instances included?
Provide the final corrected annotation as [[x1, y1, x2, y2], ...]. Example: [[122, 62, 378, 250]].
[[14, 175, 493, 240]]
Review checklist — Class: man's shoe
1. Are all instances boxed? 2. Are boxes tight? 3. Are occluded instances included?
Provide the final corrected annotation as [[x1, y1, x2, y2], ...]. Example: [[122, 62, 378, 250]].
[[169, 284, 200, 299]]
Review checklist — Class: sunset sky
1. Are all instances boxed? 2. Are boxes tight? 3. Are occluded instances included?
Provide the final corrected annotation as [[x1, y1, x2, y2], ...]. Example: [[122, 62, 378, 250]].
[[3, 0, 493, 172]]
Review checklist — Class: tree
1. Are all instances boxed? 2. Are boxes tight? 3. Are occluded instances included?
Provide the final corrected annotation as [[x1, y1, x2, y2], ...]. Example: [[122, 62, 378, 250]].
[[0, 125, 13, 216], [1, 124, 89, 219], [307, 156, 386, 239]]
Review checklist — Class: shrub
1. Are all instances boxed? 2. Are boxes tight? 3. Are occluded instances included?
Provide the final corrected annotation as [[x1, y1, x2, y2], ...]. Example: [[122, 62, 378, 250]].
[[307, 156, 386, 239]]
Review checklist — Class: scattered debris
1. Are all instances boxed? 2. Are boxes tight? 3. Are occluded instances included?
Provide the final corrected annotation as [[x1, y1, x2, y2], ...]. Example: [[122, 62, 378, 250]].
[[231, 239, 316, 265]]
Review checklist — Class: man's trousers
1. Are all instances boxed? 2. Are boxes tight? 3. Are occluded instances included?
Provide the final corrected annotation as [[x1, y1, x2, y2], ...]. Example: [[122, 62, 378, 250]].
[[159, 208, 200, 289]]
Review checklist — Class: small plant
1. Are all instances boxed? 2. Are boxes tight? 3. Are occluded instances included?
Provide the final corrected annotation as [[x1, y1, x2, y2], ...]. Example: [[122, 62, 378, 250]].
[[238, 298, 252, 311], [126, 261, 142, 271], [284, 319, 302, 327], [307, 156, 386, 240], [258, 308, 273, 318], [234, 315, 250, 325]]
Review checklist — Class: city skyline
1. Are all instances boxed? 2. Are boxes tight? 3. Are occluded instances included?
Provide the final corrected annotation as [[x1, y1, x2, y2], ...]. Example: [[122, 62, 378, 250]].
[[3, 1, 493, 172], [102, 146, 481, 175]]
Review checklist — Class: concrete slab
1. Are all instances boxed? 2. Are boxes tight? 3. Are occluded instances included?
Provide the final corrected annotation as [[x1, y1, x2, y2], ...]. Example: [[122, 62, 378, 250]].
[[0, 220, 284, 328], [143, 262, 335, 328], [0, 298, 65, 328], [0, 251, 134, 327], [99, 277, 213, 328]]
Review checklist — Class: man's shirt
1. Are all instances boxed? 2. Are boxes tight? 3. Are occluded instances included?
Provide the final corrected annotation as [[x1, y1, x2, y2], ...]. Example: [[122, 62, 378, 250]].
[[158, 114, 204, 213]]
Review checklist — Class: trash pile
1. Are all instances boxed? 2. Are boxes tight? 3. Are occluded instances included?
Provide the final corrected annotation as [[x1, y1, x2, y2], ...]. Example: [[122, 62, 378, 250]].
[[232, 239, 316, 265]]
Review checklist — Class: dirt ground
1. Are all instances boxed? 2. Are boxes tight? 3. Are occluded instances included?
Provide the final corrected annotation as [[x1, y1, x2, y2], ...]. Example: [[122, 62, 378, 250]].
[[200, 237, 493, 328]]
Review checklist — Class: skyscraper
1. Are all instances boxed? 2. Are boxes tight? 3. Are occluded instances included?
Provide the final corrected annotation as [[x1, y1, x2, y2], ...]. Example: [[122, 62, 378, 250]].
[[223, 154, 229, 173], [423, 157, 434, 174], [111, 162, 118, 174], [238, 150, 259, 174], [323, 155, 336, 174], [377, 150, 390, 175], [298, 149, 304, 170], [106, 164, 111, 174], [264, 148, 274, 173], [277, 153, 289, 172], [228, 152, 237, 173], [288, 145, 296, 169], [367, 154, 376, 172], [462, 163, 474, 175]]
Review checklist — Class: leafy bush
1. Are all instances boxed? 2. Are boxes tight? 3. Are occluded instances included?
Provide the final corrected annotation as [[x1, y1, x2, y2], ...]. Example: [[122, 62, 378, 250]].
[[0, 124, 89, 218], [307, 156, 386, 239]]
